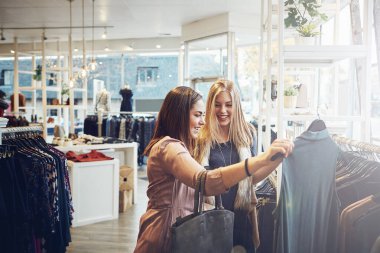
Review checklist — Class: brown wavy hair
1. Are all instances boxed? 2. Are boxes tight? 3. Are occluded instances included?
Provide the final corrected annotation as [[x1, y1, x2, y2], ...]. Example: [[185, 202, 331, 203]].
[[144, 86, 203, 156]]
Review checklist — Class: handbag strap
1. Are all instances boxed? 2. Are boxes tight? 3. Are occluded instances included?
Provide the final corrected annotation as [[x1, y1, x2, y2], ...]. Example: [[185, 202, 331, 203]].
[[193, 170, 225, 214], [193, 170, 206, 215]]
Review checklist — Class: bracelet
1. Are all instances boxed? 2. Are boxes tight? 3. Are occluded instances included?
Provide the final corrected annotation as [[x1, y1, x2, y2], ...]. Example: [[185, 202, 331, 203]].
[[244, 158, 252, 177]]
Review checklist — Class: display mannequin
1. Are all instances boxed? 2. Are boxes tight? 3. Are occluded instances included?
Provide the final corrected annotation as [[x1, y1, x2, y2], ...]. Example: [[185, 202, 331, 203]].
[[119, 84, 133, 112], [95, 88, 111, 112]]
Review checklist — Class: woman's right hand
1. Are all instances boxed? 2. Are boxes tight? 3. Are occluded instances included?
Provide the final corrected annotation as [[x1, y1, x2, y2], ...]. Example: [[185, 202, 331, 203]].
[[264, 139, 294, 162]]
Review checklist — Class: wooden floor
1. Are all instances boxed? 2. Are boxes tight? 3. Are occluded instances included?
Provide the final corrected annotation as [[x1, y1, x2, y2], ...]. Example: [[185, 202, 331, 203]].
[[67, 174, 149, 253]]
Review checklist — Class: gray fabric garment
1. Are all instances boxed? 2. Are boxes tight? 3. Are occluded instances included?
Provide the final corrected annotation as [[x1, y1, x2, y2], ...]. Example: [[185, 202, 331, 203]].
[[371, 235, 380, 253], [274, 129, 340, 253], [119, 118, 126, 140]]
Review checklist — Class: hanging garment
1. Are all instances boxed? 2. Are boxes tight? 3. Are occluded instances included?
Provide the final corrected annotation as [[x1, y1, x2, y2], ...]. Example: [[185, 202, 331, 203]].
[[1, 135, 73, 253], [119, 88, 133, 112], [339, 195, 380, 253], [84, 115, 98, 137], [256, 178, 276, 253], [274, 129, 340, 253], [336, 152, 380, 210], [119, 118, 127, 139]]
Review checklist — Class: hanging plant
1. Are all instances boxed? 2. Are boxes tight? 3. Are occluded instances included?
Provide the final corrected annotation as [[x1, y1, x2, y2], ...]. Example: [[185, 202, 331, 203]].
[[33, 65, 42, 81], [284, 0, 328, 37]]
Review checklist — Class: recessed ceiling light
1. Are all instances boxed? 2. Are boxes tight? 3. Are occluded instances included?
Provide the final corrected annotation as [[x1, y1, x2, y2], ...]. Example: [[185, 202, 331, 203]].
[[10, 50, 15, 54], [74, 48, 78, 52], [102, 28, 107, 39], [125, 46, 133, 51], [104, 47, 109, 51], [156, 45, 161, 49]]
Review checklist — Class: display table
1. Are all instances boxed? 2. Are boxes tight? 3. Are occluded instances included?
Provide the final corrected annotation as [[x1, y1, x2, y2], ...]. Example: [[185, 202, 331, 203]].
[[68, 159, 120, 227], [56, 142, 139, 203]]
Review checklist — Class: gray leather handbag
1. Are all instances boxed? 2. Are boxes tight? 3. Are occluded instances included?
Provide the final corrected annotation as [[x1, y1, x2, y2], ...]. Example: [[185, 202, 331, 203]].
[[171, 170, 234, 253]]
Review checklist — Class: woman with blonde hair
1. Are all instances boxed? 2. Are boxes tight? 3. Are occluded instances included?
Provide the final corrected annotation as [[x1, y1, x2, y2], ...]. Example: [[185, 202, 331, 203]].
[[195, 79, 266, 252], [134, 86, 293, 253]]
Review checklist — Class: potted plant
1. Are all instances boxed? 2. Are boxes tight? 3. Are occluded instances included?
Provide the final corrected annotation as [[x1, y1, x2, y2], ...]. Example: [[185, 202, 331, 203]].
[[284, 86, 298, 108], [284, 0, 328, 44], [33, 65, 42, 81], [61, 84, 70, 105], [33, 65, 42, 87]]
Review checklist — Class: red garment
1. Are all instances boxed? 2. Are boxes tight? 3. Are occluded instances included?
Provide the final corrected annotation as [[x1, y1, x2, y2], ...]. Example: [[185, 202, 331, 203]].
[[66, 150, 113, 162]]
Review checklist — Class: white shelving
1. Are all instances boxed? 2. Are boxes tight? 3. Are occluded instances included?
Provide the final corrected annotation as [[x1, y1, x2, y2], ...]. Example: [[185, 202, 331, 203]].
[[12, 36, 88, 138], [257, 0, 373, 151], [283, 45, 368, 65]]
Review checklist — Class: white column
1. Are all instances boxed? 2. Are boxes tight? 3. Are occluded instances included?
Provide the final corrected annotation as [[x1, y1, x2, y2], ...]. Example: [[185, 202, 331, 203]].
[[13, 37, 19, 117], [227, 32, 235, 81], [41, 33, 47, 138]]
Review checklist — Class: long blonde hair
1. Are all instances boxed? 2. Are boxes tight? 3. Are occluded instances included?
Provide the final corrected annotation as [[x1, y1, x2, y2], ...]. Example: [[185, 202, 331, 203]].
[[194, 79, 255, 162]]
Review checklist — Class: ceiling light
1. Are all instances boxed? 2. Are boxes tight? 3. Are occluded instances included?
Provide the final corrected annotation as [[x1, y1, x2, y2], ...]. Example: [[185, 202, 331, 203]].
[[79, 66, 87, 79], [1, 29, 6, 41], [104, 47, 109, 51], [43, 30, 47, 40], [156, 45, 161, 49], [102, 28, 107, 39], [10, 50, 15, 54], [79, 0, 88, 79], [125, 46, 133, 51], [74, 48, 78, 52], [88, 0, 97, 72]]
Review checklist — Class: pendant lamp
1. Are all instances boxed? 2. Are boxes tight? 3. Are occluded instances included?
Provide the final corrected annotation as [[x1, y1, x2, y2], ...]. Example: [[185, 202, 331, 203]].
[[88, 0, 98, 71]]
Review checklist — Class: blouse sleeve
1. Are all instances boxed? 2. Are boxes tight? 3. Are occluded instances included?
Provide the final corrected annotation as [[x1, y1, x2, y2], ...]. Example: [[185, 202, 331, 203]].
[[159, 139, 228, 196]]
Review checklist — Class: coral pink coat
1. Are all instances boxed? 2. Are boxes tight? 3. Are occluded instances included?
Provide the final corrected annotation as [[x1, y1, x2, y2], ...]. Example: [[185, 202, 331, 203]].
[[134, 137, 228, 253]]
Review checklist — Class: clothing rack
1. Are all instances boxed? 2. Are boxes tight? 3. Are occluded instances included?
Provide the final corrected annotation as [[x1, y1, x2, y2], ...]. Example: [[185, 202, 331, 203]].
[[95, 110, 157, 137], [332, 135, 380, 154], [0, 125, 43, 145]]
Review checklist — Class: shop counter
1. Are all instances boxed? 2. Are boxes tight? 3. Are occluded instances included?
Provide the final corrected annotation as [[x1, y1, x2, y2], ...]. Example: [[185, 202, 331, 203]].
[[56, 142, 138, 203], [68, 159, 120, 227]]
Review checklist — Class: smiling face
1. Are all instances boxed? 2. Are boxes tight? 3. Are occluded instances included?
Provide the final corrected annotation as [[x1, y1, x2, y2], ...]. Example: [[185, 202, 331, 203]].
[[214, 91, 233, 132], [189, 99, 205, 139]]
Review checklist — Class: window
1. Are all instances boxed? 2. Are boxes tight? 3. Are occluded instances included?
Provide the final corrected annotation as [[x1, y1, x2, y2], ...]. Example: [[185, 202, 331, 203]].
[[137, 67, 159, 85]]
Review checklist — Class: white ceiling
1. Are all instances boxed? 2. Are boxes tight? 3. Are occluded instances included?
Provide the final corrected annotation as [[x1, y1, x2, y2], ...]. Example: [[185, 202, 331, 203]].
[[0, 0, 261, 44]]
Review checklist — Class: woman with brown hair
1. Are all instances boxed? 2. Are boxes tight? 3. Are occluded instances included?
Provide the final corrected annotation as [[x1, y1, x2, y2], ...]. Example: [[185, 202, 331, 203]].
[[134, 86, 293, 253], [194, 79, 264, 252]]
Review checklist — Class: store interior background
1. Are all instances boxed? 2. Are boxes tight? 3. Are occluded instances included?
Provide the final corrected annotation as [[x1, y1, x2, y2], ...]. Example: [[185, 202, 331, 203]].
[[0, 0, 380, 252]]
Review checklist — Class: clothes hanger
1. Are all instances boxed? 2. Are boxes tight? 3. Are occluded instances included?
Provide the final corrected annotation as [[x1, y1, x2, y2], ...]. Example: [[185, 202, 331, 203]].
[[307, 111, 326, 132]]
